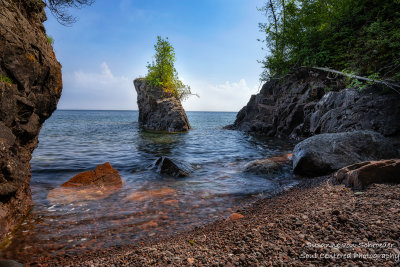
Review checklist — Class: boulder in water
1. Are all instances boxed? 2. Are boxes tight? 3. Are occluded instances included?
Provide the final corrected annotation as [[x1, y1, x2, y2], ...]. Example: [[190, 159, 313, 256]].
[[335, 159, 400, 189], [292, 131, 399, 177], [155, 157, 194, 177]]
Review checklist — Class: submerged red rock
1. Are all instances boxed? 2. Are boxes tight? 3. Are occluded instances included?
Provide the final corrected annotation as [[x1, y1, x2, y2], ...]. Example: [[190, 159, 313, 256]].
[[125, 188, 177, 202], [61, 162, 122, 188], [47, 162, 122, 204]]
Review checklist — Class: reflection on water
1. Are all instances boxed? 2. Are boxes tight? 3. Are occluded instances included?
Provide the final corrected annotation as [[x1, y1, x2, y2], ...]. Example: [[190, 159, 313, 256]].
[[0, 111, 297, 261]]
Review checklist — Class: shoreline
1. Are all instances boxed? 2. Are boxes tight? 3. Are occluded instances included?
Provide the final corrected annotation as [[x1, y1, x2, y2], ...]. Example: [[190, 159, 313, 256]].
[[29, 175, 400, 266]]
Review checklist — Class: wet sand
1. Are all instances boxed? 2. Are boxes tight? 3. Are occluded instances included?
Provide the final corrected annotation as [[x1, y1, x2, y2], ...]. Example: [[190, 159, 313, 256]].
[[27, 176, 400, 266]]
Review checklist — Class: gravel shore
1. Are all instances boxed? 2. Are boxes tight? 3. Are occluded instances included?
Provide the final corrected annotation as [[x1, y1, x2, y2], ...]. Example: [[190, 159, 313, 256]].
[[32, 176, 400, 266]]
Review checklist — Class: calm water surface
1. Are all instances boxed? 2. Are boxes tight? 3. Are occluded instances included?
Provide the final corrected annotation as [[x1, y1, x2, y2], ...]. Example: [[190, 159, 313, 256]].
[[1, 110, 297, 260]]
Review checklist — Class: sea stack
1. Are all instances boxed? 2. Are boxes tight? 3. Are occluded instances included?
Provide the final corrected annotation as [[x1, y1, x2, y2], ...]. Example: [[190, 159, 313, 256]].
[[134, 78, 191, 132], [0, 0, 62, 241]]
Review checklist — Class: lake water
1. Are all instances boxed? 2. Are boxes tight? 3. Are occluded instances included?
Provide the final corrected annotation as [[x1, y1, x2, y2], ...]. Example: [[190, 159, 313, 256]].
[[1, 110, 298, 261]]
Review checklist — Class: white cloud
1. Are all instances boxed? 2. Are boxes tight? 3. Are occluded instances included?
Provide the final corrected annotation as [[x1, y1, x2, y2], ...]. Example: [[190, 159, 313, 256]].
[[58, 63, 258, 112], [183, 78, 259, 112], [58, 63, 137, 110]]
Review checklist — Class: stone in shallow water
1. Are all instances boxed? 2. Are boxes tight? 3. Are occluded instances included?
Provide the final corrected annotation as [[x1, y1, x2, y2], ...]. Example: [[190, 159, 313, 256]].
[[335, 159, 400, 189], [138, 220, 158, 230], [155, 157, 195, 177], [47, 162, 122, 204], [162, 199, 179, 205], [244, 153, 292, 174], [125, 188, 177, 202]]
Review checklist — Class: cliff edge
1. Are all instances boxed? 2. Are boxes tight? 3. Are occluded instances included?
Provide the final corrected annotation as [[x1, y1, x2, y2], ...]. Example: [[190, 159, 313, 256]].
[[0, 0, 62, 241], [228, 68, 400, 147], [134, 78, 190, 133]]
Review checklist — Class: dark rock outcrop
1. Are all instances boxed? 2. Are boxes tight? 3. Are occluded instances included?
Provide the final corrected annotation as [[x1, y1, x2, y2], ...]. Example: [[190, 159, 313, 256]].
[[47, 162, 122, 204], [155, 157, 194, 177], [244, 153, 292, 175], [0, 0, 62, 240], [292, 131, 399, 177], [228, 68, 400, 146], [335, 159, 400, 189], [134, 78, 190, 132]]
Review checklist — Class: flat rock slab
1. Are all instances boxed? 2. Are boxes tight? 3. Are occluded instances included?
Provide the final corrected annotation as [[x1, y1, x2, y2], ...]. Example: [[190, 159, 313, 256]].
[[335, 159, 400, 189], [293, 131, 399, 177]]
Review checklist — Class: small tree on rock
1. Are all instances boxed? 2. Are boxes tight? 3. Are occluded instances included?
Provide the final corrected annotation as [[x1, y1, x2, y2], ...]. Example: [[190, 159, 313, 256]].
[[146, 36, 192, 101]]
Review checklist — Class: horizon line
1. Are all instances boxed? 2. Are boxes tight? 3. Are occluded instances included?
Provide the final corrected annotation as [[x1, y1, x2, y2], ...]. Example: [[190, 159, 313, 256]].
[[57, 109, 238, 113]]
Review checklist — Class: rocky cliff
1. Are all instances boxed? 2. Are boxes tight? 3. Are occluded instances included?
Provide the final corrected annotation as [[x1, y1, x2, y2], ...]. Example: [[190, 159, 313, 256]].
[[0, 0, 62, 241], [134, 78, 190, 132], [228, 68, 400, 146]]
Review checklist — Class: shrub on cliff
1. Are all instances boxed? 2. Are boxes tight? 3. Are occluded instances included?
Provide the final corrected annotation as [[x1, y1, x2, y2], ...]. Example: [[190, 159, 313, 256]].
[[145, 36, 192, 101], [259, 0, 400, 81]]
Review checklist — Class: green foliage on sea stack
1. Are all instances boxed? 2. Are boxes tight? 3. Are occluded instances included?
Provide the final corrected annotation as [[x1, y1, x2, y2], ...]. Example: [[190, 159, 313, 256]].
[[145, 36, 192, 101], [0, 74, 13, 84], [259, 0, 400, 81], [46, 35, 54, 45]]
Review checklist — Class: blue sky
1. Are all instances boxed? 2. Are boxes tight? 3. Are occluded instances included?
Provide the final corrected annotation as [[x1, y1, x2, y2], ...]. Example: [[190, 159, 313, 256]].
[[45, 0, 267, 111]]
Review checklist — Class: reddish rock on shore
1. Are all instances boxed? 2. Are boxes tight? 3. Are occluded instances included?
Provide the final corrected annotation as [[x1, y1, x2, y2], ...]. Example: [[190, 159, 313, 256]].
[[228, 212, 244, 220]]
